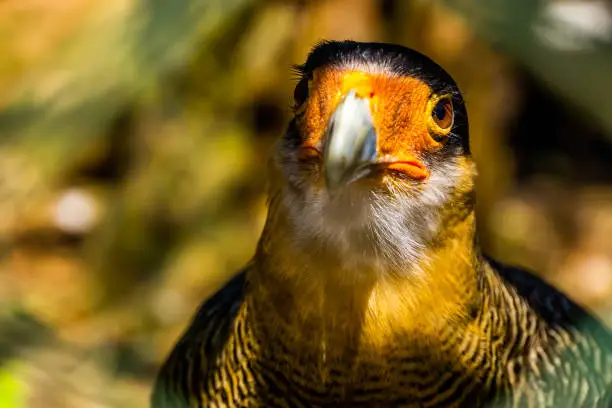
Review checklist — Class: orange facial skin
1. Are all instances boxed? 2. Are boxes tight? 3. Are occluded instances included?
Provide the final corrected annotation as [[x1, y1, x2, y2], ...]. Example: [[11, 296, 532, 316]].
[[295, 68, 452, 181]]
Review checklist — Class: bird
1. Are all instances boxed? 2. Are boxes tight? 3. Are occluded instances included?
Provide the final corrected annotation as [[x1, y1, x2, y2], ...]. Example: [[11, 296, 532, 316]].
[[151, 40, 612, 407]]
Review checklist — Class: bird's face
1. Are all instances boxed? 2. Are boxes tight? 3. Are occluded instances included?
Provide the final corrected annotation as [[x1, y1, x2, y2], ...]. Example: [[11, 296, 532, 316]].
[[273, 42, 475, 269]]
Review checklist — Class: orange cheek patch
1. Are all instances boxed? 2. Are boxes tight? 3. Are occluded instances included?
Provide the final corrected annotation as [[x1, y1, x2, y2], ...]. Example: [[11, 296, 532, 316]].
[[298, 68, 444, 160]]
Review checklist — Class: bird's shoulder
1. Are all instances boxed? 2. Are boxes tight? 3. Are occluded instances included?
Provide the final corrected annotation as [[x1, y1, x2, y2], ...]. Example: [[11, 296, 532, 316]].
[[487, 257, 612, 365], [151, 269, 247, 407], [489, 259, 609, 336], [182, 270, 247, 344], [486, 259, 612, 402]]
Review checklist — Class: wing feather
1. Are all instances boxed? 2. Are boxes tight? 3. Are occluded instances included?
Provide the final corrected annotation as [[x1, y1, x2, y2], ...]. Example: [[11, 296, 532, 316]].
[[151, 270, 247, 408]]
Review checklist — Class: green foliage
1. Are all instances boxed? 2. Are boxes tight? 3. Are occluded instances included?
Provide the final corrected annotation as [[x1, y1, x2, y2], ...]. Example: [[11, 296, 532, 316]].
[[0, 363, 26, 408]]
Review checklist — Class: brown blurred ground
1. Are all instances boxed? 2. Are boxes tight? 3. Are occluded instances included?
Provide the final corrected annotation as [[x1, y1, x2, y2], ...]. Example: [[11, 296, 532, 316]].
[[1, 1, 612, 407]]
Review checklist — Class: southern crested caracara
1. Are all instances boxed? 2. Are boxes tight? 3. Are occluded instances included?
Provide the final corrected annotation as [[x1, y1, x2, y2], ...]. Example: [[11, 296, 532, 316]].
[[152, 40, 612, 408]]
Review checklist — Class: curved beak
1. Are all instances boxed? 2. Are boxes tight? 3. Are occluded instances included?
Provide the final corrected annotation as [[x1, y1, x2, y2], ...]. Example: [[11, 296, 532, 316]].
[[323, 90, 377, 190]]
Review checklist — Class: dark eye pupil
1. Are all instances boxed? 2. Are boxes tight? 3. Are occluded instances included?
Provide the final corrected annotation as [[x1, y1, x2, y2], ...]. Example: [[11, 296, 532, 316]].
[[434, 102, 447, 120], [431, 98, 454, 131]]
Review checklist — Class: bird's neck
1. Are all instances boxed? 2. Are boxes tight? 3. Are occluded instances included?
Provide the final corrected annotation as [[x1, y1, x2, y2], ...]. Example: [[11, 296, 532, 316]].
[[247, 195, 483, 358]]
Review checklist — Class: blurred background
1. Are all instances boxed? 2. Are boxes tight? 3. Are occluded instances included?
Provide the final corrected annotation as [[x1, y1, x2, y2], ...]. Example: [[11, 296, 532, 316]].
[[1, 0, 612, 406]]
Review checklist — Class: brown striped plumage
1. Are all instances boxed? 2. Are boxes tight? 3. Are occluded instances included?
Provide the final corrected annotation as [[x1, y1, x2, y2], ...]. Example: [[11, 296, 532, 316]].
[[152, 41, 612, 407]]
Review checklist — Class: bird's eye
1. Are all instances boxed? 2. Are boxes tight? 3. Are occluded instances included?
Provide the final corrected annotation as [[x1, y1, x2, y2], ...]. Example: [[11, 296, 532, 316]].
[[293, 78, 309, 109], [431, 97, 453, 130]]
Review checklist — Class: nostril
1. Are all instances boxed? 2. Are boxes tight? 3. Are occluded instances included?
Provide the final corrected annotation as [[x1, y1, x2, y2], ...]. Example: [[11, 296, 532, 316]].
[[327, 121, 335, 138]]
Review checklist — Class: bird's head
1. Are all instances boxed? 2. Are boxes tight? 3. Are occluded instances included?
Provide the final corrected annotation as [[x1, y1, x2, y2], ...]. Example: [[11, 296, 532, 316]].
[[271, 41, 476, 271]]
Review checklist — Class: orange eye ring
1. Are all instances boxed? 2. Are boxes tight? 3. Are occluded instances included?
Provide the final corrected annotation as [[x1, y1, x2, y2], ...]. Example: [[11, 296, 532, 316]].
[[427, 94, 454, 138]]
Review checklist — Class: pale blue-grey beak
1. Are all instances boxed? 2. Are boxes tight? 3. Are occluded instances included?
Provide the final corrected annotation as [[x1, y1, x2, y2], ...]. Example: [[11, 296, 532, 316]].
[[323, 90, 378, 190]]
